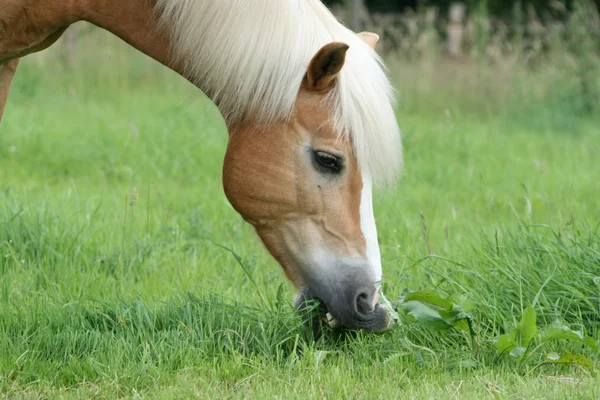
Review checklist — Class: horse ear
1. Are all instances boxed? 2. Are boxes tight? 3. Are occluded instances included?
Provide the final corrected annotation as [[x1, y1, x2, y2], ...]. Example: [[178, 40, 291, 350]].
[[357, 32, 379, 49], [304, 42, 349, 92]]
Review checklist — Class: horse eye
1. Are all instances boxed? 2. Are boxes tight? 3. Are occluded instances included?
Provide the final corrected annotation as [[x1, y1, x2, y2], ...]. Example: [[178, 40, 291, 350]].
[[314, 151, 343, 173]]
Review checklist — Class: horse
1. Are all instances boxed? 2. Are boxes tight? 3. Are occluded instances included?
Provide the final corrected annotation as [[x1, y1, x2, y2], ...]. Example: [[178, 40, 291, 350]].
[[0, 0, 403, 332]]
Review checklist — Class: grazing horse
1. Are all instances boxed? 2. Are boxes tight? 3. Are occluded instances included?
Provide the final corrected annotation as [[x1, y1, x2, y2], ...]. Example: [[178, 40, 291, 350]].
[[0, 0, 403, 332]]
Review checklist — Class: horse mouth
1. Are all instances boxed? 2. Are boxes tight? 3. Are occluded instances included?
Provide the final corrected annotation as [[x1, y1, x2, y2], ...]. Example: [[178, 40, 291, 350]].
[[295, 287, 398, 334], [325, 291, 399, 331]]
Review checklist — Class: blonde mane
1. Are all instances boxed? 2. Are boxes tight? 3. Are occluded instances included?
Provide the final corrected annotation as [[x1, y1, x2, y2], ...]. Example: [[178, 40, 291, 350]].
[[155, 0, 402, 184]]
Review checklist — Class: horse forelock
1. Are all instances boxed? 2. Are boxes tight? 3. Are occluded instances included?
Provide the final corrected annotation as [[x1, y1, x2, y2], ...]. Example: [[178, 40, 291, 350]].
[[155, 0, 402, 185]]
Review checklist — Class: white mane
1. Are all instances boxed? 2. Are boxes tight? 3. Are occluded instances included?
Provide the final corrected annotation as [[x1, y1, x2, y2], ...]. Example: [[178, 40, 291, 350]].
[[155, 0, 402, 184]]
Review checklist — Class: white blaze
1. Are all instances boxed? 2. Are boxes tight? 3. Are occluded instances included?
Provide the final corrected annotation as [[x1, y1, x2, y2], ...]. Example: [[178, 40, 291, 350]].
[[359, 171, 382, 282]]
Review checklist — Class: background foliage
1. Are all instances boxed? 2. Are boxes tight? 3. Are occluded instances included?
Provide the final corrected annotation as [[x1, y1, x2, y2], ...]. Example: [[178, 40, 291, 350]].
[[326, 0, 600, 17]]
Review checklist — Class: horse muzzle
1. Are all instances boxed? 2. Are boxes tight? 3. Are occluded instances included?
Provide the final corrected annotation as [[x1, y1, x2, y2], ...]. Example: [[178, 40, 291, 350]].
[[295, 267, 398, 333]]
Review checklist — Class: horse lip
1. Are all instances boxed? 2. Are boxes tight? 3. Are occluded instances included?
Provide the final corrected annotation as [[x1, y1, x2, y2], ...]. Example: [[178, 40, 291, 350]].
[[325, 305, 393, 331], [330, 301, 390, 332], [327, 298, 398, 331], [296, 287, 396, 333]]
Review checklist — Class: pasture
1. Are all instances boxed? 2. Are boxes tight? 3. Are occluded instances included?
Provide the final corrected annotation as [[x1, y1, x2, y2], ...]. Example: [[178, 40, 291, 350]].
[[1, 23, 600, 398]]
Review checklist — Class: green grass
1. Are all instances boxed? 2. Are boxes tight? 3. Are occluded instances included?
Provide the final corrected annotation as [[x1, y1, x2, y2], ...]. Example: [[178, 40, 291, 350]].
[[1, 30, 600, 398]]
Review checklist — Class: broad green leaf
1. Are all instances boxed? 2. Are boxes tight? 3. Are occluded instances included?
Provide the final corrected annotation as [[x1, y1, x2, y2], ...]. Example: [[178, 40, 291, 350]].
[[584, 338, 599, 354], [496, 332, 516, 355], [448, 294, 477, 312], [544, 352, 597, 376], [496, 306, 538, 361], [542, 325, 584, 342], [515, 306, 537, 350], [541, 321, 598, 353], [400, 290, 474, 335], [403, 290, 454, 311], [439, 306, 474, 335], [401, 300, 452, 332], [452, 318, 472, 334]]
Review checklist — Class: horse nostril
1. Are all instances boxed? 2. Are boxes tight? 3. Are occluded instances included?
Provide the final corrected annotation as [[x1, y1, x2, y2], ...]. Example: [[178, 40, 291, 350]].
[[355, 290, 375, 314]]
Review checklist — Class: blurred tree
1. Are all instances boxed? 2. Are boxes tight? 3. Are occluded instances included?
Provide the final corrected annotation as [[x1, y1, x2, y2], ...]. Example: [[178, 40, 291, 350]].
[[324, 0, 600, 18]]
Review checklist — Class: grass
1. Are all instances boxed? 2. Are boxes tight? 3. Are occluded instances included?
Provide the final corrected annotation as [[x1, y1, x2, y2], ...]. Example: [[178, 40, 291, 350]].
[[1, 25, 600, 398]]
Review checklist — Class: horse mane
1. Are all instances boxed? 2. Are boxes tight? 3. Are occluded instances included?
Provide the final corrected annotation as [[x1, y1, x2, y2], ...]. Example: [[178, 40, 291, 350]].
[[155, 0, 402, 184]]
